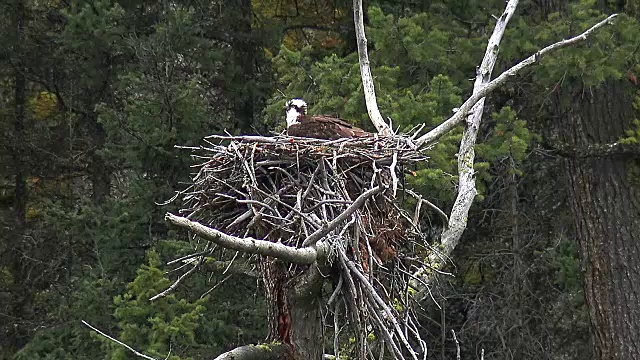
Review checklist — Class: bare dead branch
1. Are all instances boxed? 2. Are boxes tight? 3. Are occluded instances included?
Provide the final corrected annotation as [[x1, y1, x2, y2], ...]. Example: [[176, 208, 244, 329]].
[[165, 213, 325, 264], [81, 320, 159, 360], [200, 260, 258, 277], [414, 13, 618, 147], [413, 5, 617, 299], [405, 188, 448, 224], [353, 0, 393, 136], [452, 329, 461, 360], [302, 185, 384, 246], [213, 344, 292, 360], [340, 250, 424, 360], [150, 253, 204, 301]]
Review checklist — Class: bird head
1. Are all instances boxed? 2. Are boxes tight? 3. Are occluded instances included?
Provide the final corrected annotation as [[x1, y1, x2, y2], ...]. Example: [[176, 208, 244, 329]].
[[285, 98, 307, 127]]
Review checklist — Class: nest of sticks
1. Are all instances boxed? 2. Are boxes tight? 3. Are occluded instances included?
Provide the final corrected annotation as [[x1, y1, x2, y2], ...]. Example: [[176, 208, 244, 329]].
[[175, 133, 433, 358]]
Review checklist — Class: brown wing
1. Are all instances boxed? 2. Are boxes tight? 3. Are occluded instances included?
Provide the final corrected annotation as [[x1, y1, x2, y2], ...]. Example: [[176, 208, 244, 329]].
[[287, 115, 370, 140]]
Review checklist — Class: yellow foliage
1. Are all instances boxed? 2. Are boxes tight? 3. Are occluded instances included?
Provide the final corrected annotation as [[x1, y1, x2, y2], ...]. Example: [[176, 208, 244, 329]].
[[319, 36, 343, 49], [263, 47, 274, 59], [29, 91, 59, 120], [0, 266, 14, 286], [26, 206, 39, 220], [462, 260, 495, 285], [28, 176, 41, 186], [282, 33, 297, 49]]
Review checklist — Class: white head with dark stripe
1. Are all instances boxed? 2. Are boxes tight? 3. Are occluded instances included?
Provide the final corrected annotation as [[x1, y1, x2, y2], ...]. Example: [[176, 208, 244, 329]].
[[285, 98, 308, 127]]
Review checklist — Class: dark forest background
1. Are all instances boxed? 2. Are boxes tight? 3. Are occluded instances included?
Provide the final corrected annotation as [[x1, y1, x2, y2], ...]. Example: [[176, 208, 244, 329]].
[[1, 0, 639, 359]]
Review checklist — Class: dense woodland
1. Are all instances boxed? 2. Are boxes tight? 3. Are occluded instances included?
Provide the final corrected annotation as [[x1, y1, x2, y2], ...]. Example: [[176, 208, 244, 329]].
[[1, 0, 640, 359]]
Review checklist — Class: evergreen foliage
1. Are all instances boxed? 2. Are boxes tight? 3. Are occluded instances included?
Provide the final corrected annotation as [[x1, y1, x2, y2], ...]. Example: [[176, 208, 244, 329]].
[[110, 250, 208, 360], [1, 0, 638, 359]]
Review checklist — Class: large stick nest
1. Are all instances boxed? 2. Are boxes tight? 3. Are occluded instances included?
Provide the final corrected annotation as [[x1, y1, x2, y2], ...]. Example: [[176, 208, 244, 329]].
[[175, 134, 433, 359], [180, 134, 426, 256]]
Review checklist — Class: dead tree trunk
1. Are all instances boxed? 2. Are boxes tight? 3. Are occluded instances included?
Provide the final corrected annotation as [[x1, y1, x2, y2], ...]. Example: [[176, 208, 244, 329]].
[[552, 81, 640, 360]]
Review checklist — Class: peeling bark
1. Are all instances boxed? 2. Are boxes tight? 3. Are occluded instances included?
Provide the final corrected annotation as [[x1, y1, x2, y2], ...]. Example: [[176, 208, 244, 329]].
[[262, 262, 325, 360]]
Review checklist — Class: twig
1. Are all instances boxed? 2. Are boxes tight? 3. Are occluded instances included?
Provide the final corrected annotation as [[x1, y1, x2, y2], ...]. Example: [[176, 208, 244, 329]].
[[452, 329, 461, 360], [167, 250, 209, 265], [150, 253, 204, 301], [327, 274, 343, 305], [405, 189, 448, 224], [81, 320, 159, 360], [204, 134, 279, 143], [341, 252, 419, 360], [201, 274, 233, 298], [389, 150, 398, 197]]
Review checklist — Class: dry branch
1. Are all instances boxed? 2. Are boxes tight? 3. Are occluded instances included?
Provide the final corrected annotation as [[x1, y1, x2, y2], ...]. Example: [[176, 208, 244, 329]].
[[414, 13, 618, 147], [150, 251, 204, 301], [412, 7, 618, 296], [353, 0, 393, 136], [82, 321, 159, 360], [213, 344, 291, 360], [411, 0, 520, 293], [165, 213, 324, 264], [302, 185, 384, 246]]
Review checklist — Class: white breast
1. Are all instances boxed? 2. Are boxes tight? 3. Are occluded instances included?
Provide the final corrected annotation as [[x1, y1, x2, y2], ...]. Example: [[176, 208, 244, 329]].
[[286, 108, 301, 127]]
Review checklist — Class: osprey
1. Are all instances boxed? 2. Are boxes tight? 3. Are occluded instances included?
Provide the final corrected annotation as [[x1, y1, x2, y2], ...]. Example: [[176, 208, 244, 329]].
[[285, 99, 370, 140]]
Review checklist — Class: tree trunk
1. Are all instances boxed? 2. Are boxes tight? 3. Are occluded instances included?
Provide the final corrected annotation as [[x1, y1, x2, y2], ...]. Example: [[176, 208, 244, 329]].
[[287, 266, 325, 359], [3, 0, 31, 356], [12, 0, 26, 226], [87, 114, 111, 203], [553, 81, 640, 360], [262, 261, 325, 359]]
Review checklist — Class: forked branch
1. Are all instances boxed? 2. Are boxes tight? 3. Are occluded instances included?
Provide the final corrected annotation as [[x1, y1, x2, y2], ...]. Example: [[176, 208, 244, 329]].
[[412, 0, 520, 294], [412, 8, 618, 294], [414, 13, 618, 147]]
